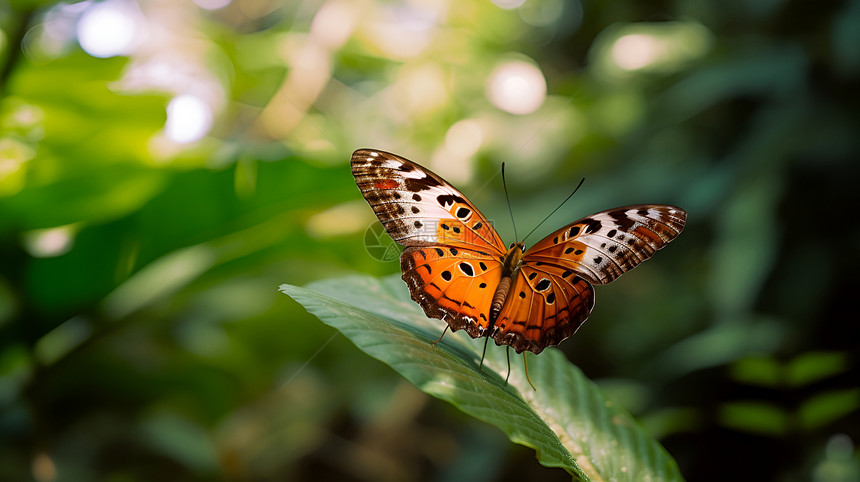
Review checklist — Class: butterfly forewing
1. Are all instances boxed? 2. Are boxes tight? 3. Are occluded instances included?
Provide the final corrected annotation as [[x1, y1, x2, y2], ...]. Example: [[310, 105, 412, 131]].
[[523, 205, 686, 285], [352, 149, 508, 337], [351, 149, 506, 253]]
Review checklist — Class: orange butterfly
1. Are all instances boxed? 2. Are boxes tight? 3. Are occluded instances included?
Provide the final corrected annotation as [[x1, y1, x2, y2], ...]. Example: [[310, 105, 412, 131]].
[[352, 149, 686, 383]]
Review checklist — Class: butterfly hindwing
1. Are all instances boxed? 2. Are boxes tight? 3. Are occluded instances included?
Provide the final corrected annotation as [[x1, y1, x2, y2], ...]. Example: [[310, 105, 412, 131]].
[[492, 265, 595, 354], [351, 149, 506, 253], [401, 246, 502, 338], [523, 205, 686, 285]]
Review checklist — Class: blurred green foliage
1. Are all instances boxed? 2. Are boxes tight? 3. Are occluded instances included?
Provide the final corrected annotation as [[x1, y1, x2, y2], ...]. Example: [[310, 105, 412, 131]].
[[0, 0, 858, 481]]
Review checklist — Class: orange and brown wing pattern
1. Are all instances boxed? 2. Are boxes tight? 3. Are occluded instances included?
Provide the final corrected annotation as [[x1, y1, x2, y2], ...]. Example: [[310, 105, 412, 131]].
[[351, 149, 506, 253], [401, 246, 503, 337], [523, 205, 686, 285], [491, 264, 595, 354]]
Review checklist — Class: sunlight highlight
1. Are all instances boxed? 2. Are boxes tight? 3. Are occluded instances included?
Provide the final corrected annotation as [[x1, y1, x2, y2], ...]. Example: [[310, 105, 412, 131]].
[[590, 22, 713, 79], [445, 119, 483, 159], [23, 226, 76, 258], [310, 0, 357, 49], [193, 0, 231, 10], [491, 0, 527, 9], [430, 119, 484, 184], [612, 34, 662, 70], [395, 63, 449, 116], [486, 59, 546, 115], [76, 0, 143, 58], [165, 95, 213, 144], [366, 4, 439, 59]]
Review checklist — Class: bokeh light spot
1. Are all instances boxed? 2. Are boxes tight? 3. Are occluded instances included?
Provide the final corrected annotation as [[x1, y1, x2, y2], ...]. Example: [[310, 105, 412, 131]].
[[445, 119, 483, 158], [193, 0, 231, 10], [310, 0, 358, 49], [23, 226, 76, 258], [165, 95, 213, 144], [491, 0, 527, 9], [612, 34, 662, 70], [487, 59, 547, 115], [76, 0, 142, 58]]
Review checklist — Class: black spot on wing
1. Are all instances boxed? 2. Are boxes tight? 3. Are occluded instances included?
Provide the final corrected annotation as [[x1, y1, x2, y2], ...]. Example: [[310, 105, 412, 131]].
[[437, 194, 467, 208], [405, 176, 442, 192], [582, 218, 602, 234]]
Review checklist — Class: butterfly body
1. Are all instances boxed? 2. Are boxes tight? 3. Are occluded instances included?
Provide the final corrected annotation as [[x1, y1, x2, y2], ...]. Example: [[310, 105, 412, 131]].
[[352, 149, 686, 355]]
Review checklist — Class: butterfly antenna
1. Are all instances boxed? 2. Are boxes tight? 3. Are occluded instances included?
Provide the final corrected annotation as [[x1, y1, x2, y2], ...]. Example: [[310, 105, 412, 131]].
[[523, 353, 537, 391], [501, 162, 519, 241], [521, 177, 585, 244]]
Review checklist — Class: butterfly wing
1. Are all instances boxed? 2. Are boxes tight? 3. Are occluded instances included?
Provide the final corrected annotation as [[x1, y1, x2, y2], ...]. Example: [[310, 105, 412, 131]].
[[492, 265, 595, 354], [351, 149, 506, 252], [523, 205, 686, 285], [401, 246, 503, 338], [492, 205, 685, 354], [351, 148, 508, 337]]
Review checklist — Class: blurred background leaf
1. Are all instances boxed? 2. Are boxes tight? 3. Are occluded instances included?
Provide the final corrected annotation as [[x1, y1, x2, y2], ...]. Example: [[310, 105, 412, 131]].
[[0, 0, 858, 481]]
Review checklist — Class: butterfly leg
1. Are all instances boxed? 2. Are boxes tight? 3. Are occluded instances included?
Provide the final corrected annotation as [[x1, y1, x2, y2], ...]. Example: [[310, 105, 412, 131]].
[[504, 347, 511, 385], [479, 335, 491, 370], [431, 325, 450, 346], [523, 353, 536, 391]]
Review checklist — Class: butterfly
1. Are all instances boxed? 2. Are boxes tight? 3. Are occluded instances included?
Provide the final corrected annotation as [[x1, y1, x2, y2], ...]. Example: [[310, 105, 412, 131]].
[[352, 148, 686, 382]]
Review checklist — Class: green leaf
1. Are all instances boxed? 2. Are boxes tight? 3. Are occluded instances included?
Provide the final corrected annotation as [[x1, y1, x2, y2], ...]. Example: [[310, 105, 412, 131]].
[[280, 274, 683, 481]]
